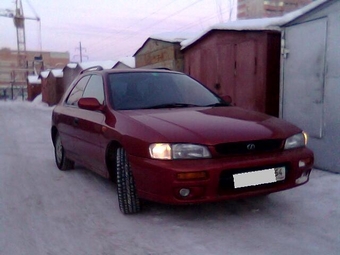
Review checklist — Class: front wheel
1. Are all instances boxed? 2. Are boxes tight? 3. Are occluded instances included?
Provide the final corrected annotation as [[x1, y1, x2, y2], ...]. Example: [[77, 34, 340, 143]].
[[54, 132, 74, 170], [116, 147, 141, 214]]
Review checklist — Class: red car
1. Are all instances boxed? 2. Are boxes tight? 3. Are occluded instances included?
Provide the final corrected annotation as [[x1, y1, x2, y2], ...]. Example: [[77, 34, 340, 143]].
[[51, 67, 314, 214]]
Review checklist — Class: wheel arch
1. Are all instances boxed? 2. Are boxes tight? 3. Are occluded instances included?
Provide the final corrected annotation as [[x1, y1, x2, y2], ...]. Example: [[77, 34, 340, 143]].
[[51, 126, 58, 146], [105, 140, 122, 182]]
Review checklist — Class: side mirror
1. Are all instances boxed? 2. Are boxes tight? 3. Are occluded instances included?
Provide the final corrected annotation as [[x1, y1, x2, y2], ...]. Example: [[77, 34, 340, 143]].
[[221, 95, 232, 104], [78, 97, 103, 111]]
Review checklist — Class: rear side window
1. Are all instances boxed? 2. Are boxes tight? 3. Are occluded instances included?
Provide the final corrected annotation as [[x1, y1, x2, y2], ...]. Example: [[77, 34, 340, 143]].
[[66, 75, 90, 105], [82, 75, 105, 104]]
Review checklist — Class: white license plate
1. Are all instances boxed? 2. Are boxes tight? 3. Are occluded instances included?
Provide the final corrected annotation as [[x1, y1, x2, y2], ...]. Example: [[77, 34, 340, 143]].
[[233, 167, 286, 189]]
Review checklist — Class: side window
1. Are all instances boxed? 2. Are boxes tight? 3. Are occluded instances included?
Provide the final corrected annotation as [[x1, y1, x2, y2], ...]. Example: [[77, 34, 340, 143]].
[[83, 75, 105, 104], [66, 76, 90, 105]]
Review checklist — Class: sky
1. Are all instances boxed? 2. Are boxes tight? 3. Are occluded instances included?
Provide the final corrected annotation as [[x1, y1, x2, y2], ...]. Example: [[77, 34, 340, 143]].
[[0, 0, 237, 62]]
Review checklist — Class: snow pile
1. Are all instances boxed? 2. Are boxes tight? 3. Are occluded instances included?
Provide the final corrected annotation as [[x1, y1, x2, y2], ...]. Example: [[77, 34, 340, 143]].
[[31, 93, 50, 108]]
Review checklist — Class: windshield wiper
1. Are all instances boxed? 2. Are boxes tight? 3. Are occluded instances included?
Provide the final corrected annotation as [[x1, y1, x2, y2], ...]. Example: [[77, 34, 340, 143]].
[[143, 103, 199, 109], [204, 102, 230, 107]]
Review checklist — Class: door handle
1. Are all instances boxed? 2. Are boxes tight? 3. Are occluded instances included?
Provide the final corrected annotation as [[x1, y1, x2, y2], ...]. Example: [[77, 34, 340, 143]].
[[73, 118, 79, 126]]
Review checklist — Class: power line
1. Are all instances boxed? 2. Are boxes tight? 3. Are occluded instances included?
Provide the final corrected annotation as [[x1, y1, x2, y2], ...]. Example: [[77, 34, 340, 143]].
[[89, 0, 179, 49], [92, 0, 204, 57], [105, 1, 236, 58]]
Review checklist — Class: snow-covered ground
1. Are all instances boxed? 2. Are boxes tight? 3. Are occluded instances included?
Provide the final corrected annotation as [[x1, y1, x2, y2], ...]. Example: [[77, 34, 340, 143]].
[[0, 99, 339, 255]]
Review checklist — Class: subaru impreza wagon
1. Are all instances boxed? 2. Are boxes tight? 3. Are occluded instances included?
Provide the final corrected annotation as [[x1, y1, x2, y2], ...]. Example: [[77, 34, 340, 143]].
[[51, 67, 314, 214]]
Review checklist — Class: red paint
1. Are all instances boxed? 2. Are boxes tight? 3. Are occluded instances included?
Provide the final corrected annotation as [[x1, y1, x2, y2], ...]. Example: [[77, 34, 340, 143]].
[[183, 30, 281, 117], [52, 69, 313, 206]]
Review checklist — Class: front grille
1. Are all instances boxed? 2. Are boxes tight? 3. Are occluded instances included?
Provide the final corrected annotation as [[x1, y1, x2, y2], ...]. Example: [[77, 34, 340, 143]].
[[215, 139, 283, 155]]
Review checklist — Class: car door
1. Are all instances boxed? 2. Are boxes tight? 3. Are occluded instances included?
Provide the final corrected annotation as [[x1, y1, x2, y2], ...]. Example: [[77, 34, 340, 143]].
[[58, 75, 90, 158], [72, 74, 106, 176]]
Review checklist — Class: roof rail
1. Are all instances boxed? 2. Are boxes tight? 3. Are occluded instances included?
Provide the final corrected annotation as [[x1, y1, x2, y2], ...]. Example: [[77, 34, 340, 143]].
[[80, 65, 104, 74], [152, 67, 171, 70]]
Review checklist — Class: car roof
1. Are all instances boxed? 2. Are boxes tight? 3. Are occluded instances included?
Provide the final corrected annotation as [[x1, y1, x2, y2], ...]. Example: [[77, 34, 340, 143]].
[[81, 67, 182, 75]]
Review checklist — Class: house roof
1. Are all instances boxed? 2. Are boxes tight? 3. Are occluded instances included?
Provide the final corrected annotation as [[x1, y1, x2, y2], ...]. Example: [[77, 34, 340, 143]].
[[50, 69, 63, 78], [62, 58, 135, 70], [133, 32, 196, 56], [79, 60, 118, 70], [150, 32, 197, 43], [114, 57, 136, 68], [27, 75, 41, 84], [66, 63, 78, 69], [181, 0, 329, 50], [279, 0, 332, 26], [39, 70, 50, 79]]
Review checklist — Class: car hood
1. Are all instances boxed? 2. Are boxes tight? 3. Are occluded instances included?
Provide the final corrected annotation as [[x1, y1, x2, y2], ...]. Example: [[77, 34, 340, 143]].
[[121, 107, 301, 144]]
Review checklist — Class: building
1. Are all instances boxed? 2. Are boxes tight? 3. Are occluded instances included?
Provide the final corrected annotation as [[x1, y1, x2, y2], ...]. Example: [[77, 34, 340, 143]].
[[238, 0, 313, 19], [0, 48, 69, 85], [38, 59, 135, 106], [0, 48, 69, 100], [182, 18, 282, 116], [134, 33, 194, 71], [40, 69, 63, 106], [27, 75, 41, 101], [279, 0, 340, 173]]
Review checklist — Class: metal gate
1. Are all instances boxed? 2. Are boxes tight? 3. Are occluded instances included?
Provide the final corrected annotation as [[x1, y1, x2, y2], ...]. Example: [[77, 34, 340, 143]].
[[281, 17, 340, 172]]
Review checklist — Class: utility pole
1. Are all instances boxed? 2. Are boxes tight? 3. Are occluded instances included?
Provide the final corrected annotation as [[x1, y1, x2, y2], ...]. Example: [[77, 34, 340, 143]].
[[78, 41, 83, 62], [74, 41, 88, 63]]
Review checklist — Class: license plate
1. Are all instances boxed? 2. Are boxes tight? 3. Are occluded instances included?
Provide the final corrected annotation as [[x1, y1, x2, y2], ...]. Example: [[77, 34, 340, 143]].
[[233, 167, 286, 189]]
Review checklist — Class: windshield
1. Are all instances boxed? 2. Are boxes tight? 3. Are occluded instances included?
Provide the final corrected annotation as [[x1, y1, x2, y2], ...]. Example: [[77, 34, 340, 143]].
[[108, 72, 227, 110]]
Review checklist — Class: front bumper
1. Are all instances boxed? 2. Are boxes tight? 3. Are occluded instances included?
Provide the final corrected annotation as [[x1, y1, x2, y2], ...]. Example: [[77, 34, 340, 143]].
[[129, 147, 314, 204]]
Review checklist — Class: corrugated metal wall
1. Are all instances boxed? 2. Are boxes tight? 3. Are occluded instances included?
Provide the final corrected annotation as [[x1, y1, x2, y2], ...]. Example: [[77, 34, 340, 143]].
[[134, 39, 184, 71], [183, 30, 281, 116]]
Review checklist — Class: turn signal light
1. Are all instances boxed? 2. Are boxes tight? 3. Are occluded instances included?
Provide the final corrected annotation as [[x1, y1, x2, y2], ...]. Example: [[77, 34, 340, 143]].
[[176, 171, 208, 180], [299, 157, 313, 168]]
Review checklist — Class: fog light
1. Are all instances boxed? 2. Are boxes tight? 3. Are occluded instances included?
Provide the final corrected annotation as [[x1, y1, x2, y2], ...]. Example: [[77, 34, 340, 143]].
[[179, 188, 190, 197], [296, 171, 309, 184], [299, 157, 313, 168], [299, 160, 306, 167]]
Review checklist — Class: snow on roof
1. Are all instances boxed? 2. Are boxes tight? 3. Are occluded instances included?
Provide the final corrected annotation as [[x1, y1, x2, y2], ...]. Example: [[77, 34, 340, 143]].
[[181, 0, 329, 50], [134, 32, 197, 56], [181, 17, 282, 50], [79, 60, 118, 70], [277, 0, 330, 26], [27, 75, 41, 84], [66, 63, 78, 69], [150, 32, 197, 43], [51, 69, 63, 78], [117, 57, 135, 68], [40, 70, 50, 78]]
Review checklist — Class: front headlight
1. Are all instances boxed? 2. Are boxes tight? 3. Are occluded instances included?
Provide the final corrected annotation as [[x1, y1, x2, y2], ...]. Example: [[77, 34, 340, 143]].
[[149, 143, 211, 160], [284, 132, 307, 150]]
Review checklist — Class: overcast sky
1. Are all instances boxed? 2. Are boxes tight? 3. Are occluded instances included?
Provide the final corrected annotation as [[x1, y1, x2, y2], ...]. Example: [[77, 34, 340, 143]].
[[0, 0, 237, 62]]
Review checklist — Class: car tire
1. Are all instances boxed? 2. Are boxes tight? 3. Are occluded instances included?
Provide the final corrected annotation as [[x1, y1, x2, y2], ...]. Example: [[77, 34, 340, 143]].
[[54, 132, 74, 170], [116, 147, 141, 214]]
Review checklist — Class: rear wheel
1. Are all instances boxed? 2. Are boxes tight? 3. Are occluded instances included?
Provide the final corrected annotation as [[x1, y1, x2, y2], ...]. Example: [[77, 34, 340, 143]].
[[54, 132, 74, 170], [116, 147, 141, 214]]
